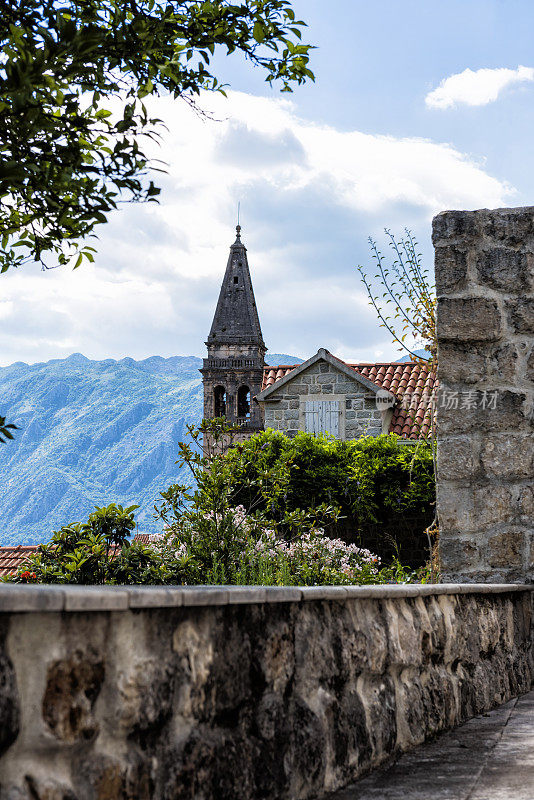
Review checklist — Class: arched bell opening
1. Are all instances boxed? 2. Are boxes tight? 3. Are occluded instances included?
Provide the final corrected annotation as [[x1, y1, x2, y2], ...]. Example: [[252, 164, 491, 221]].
[[237, 385, 251, 420], [214, 385, 227, 417]]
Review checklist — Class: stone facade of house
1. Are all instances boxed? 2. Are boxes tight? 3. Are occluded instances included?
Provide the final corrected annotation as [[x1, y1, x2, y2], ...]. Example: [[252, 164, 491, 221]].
[[259, 351, 389, 440], [434, 206, 534, 583]]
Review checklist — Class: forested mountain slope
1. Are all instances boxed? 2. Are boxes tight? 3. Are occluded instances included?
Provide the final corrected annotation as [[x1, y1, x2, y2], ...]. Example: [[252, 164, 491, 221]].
[[0, 353, 301, 545]]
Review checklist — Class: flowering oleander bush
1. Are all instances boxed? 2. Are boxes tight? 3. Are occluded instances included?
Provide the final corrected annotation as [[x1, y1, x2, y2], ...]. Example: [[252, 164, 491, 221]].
[[153, 504, 383, 586]]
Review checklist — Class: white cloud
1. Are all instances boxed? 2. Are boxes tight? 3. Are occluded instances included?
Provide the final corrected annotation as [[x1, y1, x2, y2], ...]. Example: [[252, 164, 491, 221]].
[[0, 90, 515, 366], [426, 65, 534, 110]]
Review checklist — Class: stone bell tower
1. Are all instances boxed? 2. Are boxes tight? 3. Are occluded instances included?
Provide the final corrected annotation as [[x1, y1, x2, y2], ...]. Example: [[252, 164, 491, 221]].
[[201, 225, 266, 439]]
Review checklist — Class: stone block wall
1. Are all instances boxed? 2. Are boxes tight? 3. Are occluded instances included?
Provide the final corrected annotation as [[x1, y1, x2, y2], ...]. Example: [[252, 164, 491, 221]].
[[1, 584, 533, 800], [434, 207, 534, 582], [262, 361, 384, 439]]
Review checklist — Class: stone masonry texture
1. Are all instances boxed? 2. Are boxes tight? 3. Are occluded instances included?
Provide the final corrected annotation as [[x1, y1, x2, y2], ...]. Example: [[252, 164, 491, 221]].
[[434, 207, 534, 582], [1, 586, 534, 799], [263, 360, 383, 439]]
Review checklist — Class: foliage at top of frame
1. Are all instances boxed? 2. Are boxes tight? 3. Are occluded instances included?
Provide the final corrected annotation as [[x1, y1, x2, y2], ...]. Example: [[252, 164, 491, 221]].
[[0, 0, 314, 272]]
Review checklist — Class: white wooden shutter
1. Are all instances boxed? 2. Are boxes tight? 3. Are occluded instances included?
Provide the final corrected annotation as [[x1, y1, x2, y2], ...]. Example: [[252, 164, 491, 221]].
[[305, 401, 340, 436]]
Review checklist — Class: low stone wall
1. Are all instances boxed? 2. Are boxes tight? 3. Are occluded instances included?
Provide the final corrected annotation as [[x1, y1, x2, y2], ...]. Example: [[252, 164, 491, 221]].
[[1, 584, 533, 800]]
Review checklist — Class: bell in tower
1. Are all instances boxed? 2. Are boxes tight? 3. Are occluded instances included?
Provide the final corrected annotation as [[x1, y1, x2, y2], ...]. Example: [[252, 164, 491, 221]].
[[201, 225, 267, 441]]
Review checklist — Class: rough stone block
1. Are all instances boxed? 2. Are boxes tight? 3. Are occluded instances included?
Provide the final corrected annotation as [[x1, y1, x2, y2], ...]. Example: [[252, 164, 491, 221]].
[[485, 342, 519, 383], [476, 248, 532, 293], [338, 382, 365, 394], [286, 383, 308, 394], [432, 209, 479, 245], [506, 298, 534, 334], [437, 343, 486, 384], [480, 434, 534, 479], [284, 410, 299, 421], [384, 598, 426, 668], [363, 426, 382, 438], [481, 207, 534, 247], [437, 388, 529, 435], [434, 244, 469, 294], [438, 535, 480, 572], [527, 348, 534, 382], [437, 437, 480, 482], [519, 485, 534, 517], [306, 362, 322, 375], [437, 298, 502, 342], [487, 528, 525, 569], [437, 485, 475, 532], [473, 485, 518, 528], [345, 425, 365, 438]]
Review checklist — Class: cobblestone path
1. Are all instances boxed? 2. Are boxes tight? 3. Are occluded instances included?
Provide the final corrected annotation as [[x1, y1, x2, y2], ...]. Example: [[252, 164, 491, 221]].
[[326, 690, 534, 800]]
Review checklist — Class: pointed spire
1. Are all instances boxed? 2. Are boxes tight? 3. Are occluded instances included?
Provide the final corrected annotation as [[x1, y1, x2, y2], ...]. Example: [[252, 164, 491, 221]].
[[207, 227, 266, 350]]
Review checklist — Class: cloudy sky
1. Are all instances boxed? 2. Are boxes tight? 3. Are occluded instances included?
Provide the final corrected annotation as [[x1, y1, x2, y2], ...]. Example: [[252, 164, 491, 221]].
[[2, 0, 534, 366]]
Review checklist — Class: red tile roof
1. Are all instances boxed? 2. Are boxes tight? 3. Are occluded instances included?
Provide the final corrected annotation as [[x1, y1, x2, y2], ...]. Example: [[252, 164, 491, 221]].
[[132, 533, 153, 545], [0, 534, 156, 578], [0, 546, 37, 578], [261, 360, 437, 440]]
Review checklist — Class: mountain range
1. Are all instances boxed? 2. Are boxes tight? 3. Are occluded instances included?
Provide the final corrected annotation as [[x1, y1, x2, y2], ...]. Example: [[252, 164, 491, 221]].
[[0, 353, 301, 546]]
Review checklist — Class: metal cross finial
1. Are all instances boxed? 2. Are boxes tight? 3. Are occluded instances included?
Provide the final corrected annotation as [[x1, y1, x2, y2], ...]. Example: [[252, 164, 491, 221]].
[[236, 201, 241, 239]]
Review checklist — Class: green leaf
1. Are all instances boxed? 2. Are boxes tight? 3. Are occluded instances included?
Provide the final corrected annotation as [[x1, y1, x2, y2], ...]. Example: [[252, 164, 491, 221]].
[[253, 21, 265, 42]]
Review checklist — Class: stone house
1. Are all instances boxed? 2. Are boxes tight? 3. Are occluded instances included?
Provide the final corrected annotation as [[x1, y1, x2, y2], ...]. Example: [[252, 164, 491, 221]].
[[202, 227, 436, 442]]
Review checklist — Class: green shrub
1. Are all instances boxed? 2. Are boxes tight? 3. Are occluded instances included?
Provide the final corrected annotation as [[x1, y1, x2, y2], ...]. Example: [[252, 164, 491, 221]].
[[154, 505, 384, 586], [6, 503, 168, 585], [222, 429, 435, 530]]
